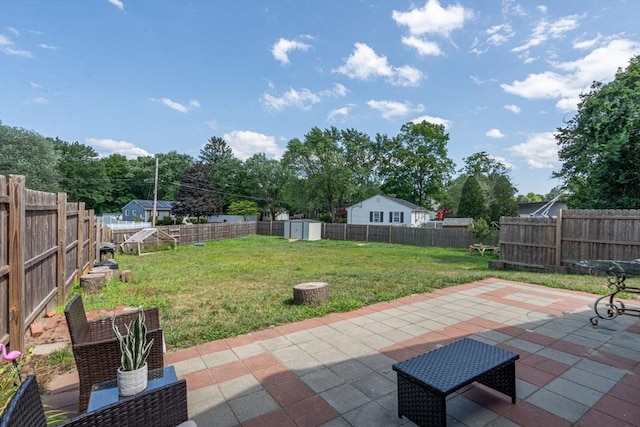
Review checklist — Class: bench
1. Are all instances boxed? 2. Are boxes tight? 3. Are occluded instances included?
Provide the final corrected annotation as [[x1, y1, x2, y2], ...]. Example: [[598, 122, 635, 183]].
[[392, 338, 519, 427]]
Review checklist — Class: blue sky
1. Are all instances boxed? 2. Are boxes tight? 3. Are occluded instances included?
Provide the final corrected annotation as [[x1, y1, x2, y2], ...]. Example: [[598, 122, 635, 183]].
[[1, 0, 638, 196]]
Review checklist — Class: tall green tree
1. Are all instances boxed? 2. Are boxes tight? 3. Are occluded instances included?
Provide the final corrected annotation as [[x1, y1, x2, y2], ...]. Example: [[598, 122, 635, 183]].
[[0, 122, 60, 192], [227, 200, 260, 221], [53, 139, 110, 212], [171, 162, 223, 220], [156, 151, 194, 201], [101, 154, 137, 212], [242, 153, 291, 220], [199, 137, 243, 209], [457, 175, 487, 219], [553, 55, 640, 208], [282, 127, 357, 222], [376, 121, 454, 209]]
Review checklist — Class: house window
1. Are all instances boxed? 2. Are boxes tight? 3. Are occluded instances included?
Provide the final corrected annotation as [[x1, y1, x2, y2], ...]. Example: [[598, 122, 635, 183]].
[[369, 211, 384, 223], [125, 209, 129, 217], [389, 211, 404, 223]]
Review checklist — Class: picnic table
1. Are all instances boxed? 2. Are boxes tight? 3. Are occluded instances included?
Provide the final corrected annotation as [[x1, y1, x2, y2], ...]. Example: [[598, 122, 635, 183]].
[[578, 259, 640, 325], [468, 244, 499, 256]]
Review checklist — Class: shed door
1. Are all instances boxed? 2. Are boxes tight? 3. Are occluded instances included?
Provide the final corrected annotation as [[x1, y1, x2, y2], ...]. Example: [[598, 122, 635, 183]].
[[291, 222, 304, 239]]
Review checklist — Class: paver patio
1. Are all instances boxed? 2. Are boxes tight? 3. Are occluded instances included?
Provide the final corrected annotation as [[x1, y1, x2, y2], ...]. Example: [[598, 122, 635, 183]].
[[43, 278, 640, 426]]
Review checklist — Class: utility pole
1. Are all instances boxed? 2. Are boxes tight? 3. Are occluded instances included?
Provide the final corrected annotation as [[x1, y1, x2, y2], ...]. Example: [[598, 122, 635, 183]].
[[152, 156, 159, 227]]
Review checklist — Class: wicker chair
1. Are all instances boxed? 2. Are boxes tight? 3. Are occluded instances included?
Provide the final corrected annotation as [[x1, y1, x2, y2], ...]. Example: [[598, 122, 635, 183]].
[[64, 295, 165, 412], [0, 375, 193, 427]]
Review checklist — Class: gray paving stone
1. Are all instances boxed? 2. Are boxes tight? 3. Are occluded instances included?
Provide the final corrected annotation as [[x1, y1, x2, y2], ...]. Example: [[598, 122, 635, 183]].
[[545, 377, 604, 406], [574, 358, 627, 382], [351, 372, 397, 400], [301, 367, 345, 393], [515, 378, 538, 400], [173, 357, 207, 376], [320, 417, 352, 427], [527, 389, 589, 423], [217, 373, 262, 400], [560, 366, 618, 393], [343, 401, 406, 427], [529, 325, 569, 339], [190, 401, 238, 427], [231, 342, 266, 359], [486, 417, 521, 427], [359, 352, 396, 370], [228, 389, 280, 423], [329, 359, 373, 381], [312, 347, 351, 365], [200, 349, 238, 368], [448, 395, 501, 427], [503, 338, 544, 353], [535, 347, 582, 365], [320, 383, 371, 414]]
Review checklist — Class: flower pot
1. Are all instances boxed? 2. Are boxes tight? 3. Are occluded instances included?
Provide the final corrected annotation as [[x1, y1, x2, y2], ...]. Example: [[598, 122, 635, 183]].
[[117, 363, 148, 396]]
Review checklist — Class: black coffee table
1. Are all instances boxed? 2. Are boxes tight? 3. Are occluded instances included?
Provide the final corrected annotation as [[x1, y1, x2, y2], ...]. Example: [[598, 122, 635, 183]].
[[392, 338, 519, 427]]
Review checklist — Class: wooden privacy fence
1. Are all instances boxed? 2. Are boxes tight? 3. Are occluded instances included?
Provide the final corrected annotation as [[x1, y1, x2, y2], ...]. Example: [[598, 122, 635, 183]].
[[105, 222, 257, 249], [0, 175, 99, 352], [496, 209, 640, 272], [256, 222, 486, 248]]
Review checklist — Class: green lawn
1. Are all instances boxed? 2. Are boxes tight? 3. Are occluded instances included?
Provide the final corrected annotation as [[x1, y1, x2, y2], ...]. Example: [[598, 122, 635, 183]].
[[76, 234, 631, 349]]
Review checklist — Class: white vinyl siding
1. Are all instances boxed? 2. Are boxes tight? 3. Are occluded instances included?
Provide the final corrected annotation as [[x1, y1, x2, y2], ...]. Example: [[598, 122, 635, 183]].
[[390, 211, 404, 223], [370, 211, 384, 223]]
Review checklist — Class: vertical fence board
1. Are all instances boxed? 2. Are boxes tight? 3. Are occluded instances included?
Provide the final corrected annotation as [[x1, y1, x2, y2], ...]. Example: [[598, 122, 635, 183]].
[[8, 175, 25, 352], [0, 176, 9, 344]]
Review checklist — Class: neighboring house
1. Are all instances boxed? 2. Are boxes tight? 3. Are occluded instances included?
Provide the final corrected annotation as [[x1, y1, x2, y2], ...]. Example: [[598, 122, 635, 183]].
[[517, 201, 567, 218], [346, 195, 430, 227], [121, 200, 174, 222], [441, 218, 473, 228]]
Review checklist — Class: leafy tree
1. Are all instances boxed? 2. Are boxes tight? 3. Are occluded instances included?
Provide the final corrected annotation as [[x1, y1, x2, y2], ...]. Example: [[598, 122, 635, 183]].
[[376, 121, 454, 209], [457, 175, 487, 219], [101, 154, 137, 212], [53, 139, 110, 212], [171, 163, 223, 220], [199, 137, 243, 209], [553, 55, 640, 208], [227, 200, 260, 221], [282, 127, 357, 222], [156, 151, 194, 201], [242, 154, 291, 220], [468, 217, 493, 245], [516, 193, 544, 203], [487, 173, 517, 222], [0, 122, 60, 192]]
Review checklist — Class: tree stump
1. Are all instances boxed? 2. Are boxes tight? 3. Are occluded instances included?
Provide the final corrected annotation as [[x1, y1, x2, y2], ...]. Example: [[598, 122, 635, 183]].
[[80, 273, 106, 294], [293, 282, 329, 306], [121, 270, 134, 282]]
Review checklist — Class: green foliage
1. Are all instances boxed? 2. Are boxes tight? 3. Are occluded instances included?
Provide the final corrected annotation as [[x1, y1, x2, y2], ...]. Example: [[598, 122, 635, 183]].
[[199, 137, 243, 209], [0, 122, 60, 192], [227, 200, 260, 220], [376, 121, 454, 209], [46, 348, 74, 370], [112, 310, 155, 371], [457, 175, 487, 219], [554, 55, 640, 208], [468, 217, 493, 244], [172, 162, 223, 219], [319, 213, 333, 222]]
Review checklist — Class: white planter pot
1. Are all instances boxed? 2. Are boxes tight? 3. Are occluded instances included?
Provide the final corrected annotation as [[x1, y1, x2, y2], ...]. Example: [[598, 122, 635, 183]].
[[117, 363, 148, 397]]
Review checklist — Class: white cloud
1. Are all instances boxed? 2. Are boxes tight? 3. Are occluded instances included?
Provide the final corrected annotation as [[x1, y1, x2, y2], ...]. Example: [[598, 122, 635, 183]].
[[501, 38, 640, 112], [33, 96, 48, 104], [401, 36, 442, 56], [204, 120, 218, 130], [486, 129, 505, 138], [512, 15, 580, 53], [261, 83, 345, 112], [471, 23, 515, 55], [327, 105, 354, 123], [501, 0, 526, 17], [392, 0, 473, 37], [87, 138, 150, 159], [107, 0, 124, 10], [470, 75, 497, 85], [333, 43, 423, 87], [504, 104, 521, 114], [507, 132, 559, 169], [30, 82, 41, 89], [537, 5, 548, 14], [411, 114, 451, 129], [151, 97, 200, 113], [573, 33, 602, 50], [222, 130, 283, 160], [271, 37, 311, 65], [38, 44, 58, 50], [490, 155, 517, 170], [7, 27, 20, 37], [0, 34, 33, 58], [367, 100, 424, 120]]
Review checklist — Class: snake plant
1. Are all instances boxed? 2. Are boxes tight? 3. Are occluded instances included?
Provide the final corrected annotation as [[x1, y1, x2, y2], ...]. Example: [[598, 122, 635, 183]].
[[112, 310, 155, 371]]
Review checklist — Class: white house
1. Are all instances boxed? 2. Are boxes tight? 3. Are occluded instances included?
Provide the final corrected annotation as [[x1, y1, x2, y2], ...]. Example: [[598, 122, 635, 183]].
[[346, 195, 430, 227]]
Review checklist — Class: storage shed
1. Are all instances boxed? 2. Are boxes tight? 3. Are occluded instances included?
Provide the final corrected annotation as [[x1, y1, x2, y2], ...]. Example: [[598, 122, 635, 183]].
[[284, 220, 321, 241]]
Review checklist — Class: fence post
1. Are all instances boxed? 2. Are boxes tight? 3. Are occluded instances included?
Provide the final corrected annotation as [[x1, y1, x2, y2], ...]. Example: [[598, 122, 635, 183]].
[[76, 202, 85, 278], [57, 192, 67, 303], [555, 209, 563, 266], [8, 175, 25, 352], [343, 223, 346, 241], [88, 210, 95, 265]]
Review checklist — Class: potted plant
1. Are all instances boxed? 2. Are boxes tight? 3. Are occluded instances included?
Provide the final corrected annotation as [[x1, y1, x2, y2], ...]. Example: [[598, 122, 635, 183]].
[[112, 309, 155, 396]]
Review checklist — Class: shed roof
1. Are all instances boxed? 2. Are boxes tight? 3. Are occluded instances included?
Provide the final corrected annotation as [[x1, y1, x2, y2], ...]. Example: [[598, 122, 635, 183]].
[[442, 218, 473, 227]]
